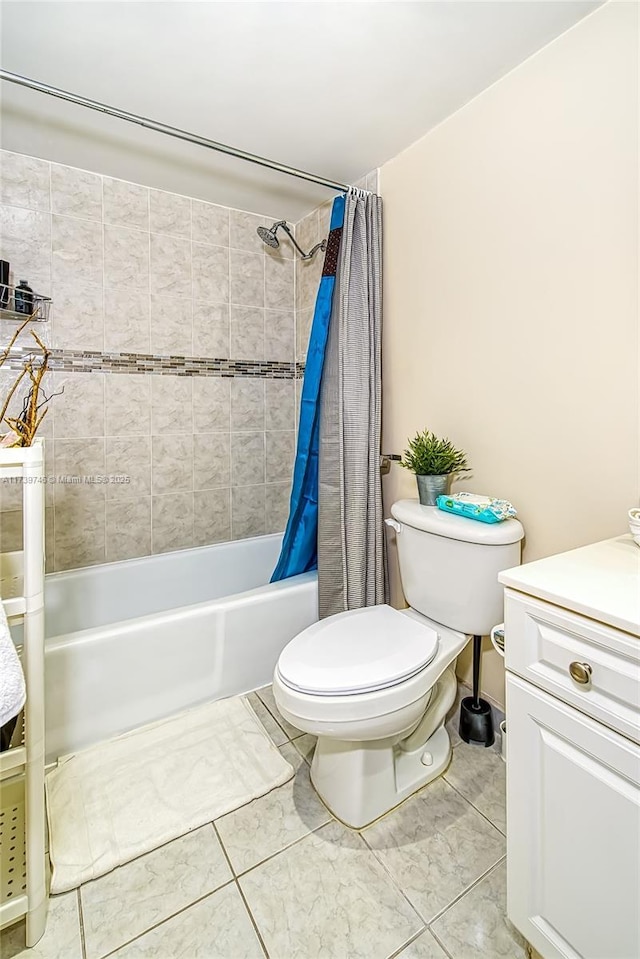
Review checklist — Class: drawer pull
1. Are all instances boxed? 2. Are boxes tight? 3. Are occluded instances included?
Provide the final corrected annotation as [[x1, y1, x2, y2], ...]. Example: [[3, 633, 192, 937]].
[[569, 661, 592, 685]]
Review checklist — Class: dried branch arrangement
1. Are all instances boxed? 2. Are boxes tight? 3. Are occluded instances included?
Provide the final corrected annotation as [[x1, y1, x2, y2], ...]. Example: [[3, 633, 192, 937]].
[[0, 314, 61, 448]]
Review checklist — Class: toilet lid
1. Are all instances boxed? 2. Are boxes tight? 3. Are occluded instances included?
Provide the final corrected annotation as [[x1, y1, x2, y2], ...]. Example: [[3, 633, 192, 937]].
[[277, 605, 439, 696]]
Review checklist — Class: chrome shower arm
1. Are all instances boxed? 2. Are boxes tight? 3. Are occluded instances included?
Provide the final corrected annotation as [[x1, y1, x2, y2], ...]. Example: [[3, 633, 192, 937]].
[[277, 222, 325, 260]]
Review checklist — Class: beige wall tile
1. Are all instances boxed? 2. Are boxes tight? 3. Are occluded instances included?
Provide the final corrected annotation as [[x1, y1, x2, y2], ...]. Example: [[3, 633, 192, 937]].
[[104, 288, 150, 354], [296, 255, 322, 314], [231, 431, 265, 487], [53, 437, 105, 486], [266, 482, 291, 534], [296, 210, 319, 253], [194, 433, 230, 490], [193, 302, 229, 358], [54, 487, 106, 570], [266, 431, 295, 484], [53, 372, 105, 438], [1, 205, 52, 295], [193, 377, 230, 433], [152, 433, 193, 494], [149, 294, 192, 355], [51, 163, 102, 221], [231, 485, 265, 539], [149, 189, 191, 238], [0, 147, 299, 565], [296, 307, 314, 362], [104, 224, 149, 292], [106, 435, 152, 500], [149, 233, 191, 296], [52, 214, 102, 291], [103, 177, 149, 231], [106, 496, 152, 562], [230, 378, 264, 431], [106, 375, 150, 436], [194, 488, 231, 546], [0, 508, 22, 553], [265, 256, 294, 311], [151, 375, 192, 434], [229, 210, 265, 254], [0, 152, 50, 212], [230, 306, 264, 360], [53, 280, 104, 352], [265, 310, 294, 362], [192, 199, 228, 246], [192, 243, 228, 303], [266, 379, 295, 431], [230, 250, 264, 307], [152, 492, 194, 553]]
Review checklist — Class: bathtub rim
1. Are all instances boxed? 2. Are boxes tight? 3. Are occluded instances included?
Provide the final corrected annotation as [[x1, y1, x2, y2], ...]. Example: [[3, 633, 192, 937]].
[[45, 569, 318, 652]]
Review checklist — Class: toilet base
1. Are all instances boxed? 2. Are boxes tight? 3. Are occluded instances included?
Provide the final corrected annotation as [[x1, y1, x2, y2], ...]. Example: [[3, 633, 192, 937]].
[[310, 723, 452, 828]]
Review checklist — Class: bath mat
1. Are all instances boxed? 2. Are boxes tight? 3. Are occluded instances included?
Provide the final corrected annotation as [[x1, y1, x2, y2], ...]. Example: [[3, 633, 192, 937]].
[[46, 696, 293, 892]]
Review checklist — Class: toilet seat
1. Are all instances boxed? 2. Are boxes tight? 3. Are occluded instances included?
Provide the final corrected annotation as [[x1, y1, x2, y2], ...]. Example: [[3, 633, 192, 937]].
[[276, 604, 439, 696]]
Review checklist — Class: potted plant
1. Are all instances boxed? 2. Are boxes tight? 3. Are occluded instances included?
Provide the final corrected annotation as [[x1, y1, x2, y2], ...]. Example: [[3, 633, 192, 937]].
[[400, 429, 470, 506]]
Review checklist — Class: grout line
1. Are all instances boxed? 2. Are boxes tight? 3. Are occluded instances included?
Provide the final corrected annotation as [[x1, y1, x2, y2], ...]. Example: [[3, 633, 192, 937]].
[[233, 877, 270, 959], [386, 927, 431, 959], [426, 927, 457, 959], [442, 774, 506, 837], [426, 855, 507, 929], [95, 880, 236, 959], [76, 886, 88, 959], [211, 820, 236, 878]]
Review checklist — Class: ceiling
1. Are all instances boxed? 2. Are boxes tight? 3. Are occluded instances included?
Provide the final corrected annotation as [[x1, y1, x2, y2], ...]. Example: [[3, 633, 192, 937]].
[[0, 1, 601, 221]]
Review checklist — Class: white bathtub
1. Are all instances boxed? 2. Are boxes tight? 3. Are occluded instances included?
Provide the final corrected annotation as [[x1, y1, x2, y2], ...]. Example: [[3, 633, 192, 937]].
[[41, 534, 318, 762]]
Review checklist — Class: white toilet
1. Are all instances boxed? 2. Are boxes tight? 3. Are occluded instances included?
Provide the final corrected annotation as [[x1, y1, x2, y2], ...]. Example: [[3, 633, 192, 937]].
[[273, 499, 524, 827]]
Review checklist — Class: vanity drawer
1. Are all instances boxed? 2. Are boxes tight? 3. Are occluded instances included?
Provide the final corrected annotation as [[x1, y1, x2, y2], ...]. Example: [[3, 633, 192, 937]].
[[504, 590, 640, 744]]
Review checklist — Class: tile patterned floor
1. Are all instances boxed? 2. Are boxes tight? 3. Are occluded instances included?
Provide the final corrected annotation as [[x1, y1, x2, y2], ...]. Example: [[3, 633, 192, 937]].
[[2, 684, 527, 959]]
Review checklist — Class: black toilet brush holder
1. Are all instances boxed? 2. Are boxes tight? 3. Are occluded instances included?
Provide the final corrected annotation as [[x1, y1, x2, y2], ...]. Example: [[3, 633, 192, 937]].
[[459, 634, 495, 747]]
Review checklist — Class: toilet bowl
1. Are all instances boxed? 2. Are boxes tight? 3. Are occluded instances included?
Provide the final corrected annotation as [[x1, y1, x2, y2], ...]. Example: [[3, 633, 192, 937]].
[[273, 604, 469, 827], [273, 500, 524, 828]]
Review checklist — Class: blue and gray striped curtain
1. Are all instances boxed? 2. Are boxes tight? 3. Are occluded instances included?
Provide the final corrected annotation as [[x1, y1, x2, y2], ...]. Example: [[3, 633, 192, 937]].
[[272, 189, 387, 619]]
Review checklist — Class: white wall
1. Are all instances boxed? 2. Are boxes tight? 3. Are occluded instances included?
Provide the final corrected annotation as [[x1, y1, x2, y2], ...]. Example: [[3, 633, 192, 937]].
[[380, 2, 639, 707]]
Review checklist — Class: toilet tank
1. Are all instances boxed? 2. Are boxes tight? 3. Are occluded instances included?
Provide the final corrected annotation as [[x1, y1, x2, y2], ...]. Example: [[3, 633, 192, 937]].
[[389, 500, 524, 636]]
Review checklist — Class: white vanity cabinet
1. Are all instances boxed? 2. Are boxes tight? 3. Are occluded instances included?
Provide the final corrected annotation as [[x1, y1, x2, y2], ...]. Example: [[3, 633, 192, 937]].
[[499, 535, 640, 959]]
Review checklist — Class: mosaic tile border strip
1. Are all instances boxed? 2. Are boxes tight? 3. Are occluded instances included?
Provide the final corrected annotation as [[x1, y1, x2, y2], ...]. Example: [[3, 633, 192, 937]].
[[6, 347, 305, 380]]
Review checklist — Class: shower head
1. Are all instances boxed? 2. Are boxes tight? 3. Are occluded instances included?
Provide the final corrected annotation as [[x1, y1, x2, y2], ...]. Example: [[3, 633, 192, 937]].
[[256, 220, 327, 260], [256, 222, 284, 249]]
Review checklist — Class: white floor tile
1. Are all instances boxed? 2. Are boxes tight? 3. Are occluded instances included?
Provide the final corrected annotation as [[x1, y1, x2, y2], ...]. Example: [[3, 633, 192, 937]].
[[245, 693, 288, 747], [363, 779, 505, 922], [215, 742, 330, 873], [0, 891, 82, 959], [395, 929, 449, 958], [256, 684, 303, 740], [240, 820, 423, 959], [444, 740, 506, 834], [431, 860, 527, 959], [111, 883, 264, 958], [80, 825, 231, 959]]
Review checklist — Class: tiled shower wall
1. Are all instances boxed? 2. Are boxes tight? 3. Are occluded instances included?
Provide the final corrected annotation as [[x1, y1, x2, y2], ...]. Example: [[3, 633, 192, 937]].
[[0, 150, 298, 570]]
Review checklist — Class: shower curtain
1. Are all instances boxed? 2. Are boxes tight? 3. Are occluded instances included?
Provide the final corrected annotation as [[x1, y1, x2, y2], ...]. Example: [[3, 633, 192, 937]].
[[317, 190, 386, 618], [270, 194, 345, 580]]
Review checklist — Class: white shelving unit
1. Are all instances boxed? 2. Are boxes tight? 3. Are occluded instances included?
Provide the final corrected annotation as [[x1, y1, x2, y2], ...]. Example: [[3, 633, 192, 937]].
[[0, 439, 48, 946]]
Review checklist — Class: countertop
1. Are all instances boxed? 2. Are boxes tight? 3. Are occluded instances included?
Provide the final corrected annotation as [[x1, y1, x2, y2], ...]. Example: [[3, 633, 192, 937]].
[[499, 534, 640, 637]]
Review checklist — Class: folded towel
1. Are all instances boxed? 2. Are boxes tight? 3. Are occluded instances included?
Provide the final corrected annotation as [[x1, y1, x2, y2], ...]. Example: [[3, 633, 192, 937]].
[[436, 492, 517, 524], [0, 595, 26, 732]]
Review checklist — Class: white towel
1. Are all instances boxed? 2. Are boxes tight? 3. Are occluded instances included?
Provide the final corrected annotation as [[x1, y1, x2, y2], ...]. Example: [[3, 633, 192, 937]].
[[0, 596, 25, 729]]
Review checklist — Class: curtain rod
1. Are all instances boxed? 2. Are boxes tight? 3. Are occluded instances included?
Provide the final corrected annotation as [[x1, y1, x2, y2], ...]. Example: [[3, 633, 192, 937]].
[[0, 70, 351, 193]]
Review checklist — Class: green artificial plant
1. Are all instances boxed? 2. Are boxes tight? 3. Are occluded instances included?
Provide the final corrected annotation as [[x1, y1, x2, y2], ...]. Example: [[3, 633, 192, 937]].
[[400, 429, 470, 477]]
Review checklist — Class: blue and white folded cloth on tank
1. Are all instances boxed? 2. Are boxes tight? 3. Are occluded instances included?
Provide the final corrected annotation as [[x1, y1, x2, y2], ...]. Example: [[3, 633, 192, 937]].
[[436, 492, 517, 524]]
